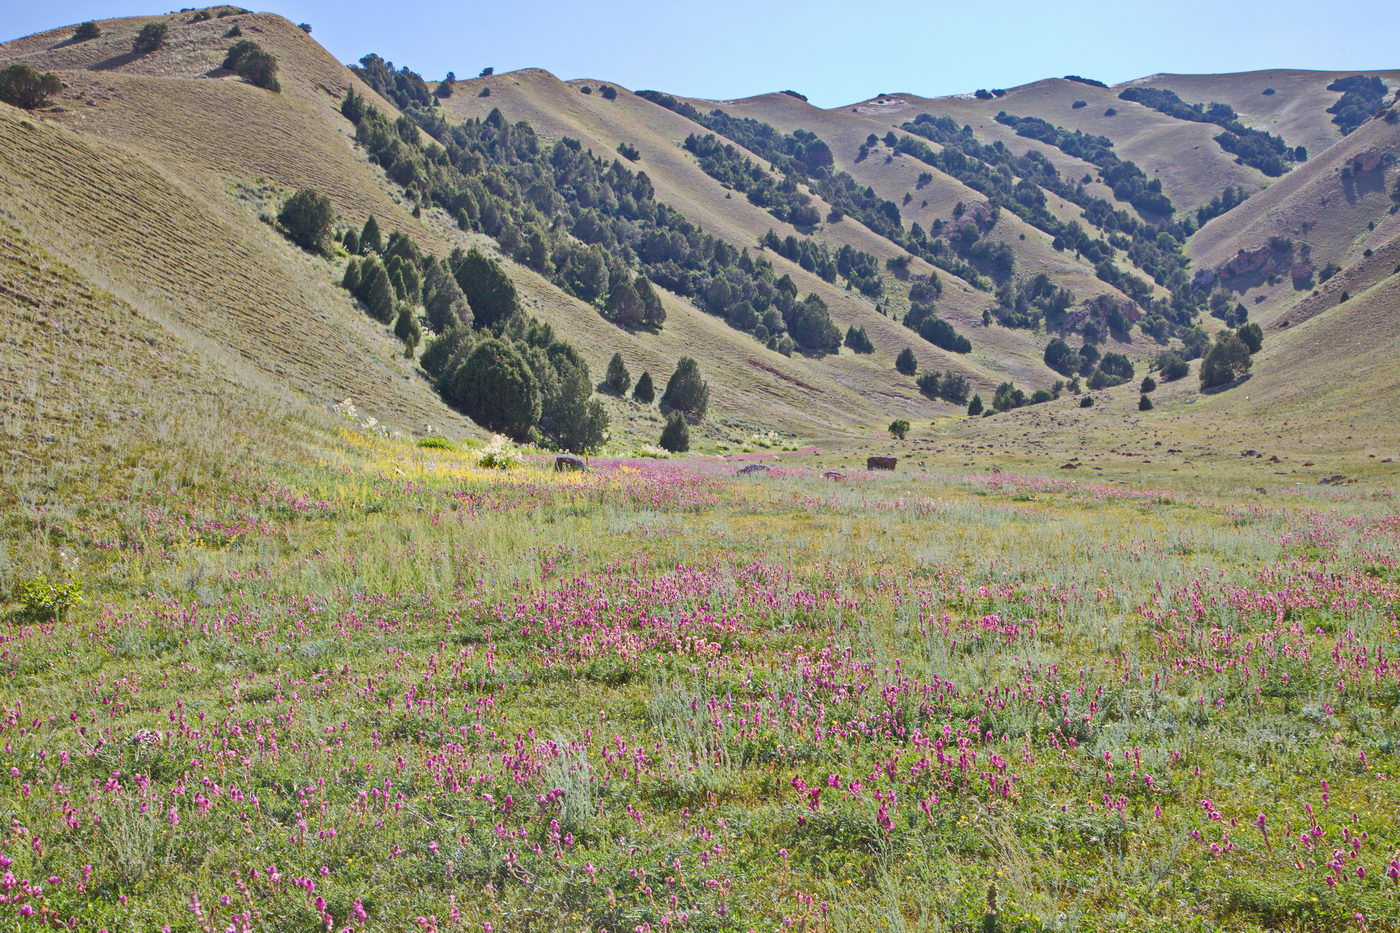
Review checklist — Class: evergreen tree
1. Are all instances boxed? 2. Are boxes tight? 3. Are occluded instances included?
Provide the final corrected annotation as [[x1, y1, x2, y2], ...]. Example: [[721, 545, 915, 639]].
[[435, 73, 455, 98], [278, 188, 334, 253], [394, 304, 421, 357], [424, 260, 472, 331], [634, 275, 666, 328], [1141, 375, 1157, 393], [603, 279, 645, 327], [1138, 394, 1154, 411], [341, 258, 362, 293], [234, 46, 279, 92], [360, 215, 383, 253], [1237, 321, 1263, 354], [603, 352, 631, 395], [659, 412, 690, 452], [358, 257, 395, 323], [449, 338, 539, 439], [889, 419, 910, 439], [661, 357, 709, 419], [72, 21, 101, 41], [895, 346, 918, 375], [342, 228, 360, 254], [968, 394, 984, 416], [632, 371, 655, 404], [420, 325, 474, 381], [453, 249, 517, 327], [1200, 333, 1252, 389]]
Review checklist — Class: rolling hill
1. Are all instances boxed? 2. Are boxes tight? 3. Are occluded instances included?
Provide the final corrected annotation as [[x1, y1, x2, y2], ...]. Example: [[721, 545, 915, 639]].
[[2, 7, 1398, 474]]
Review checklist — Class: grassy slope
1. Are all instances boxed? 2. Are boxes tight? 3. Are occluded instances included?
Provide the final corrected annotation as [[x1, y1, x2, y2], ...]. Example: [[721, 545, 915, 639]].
[[2, 9, 1396, 466]]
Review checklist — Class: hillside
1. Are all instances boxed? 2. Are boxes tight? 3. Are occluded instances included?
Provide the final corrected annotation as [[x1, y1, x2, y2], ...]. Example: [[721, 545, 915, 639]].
[[1, 8, 1398, 470]]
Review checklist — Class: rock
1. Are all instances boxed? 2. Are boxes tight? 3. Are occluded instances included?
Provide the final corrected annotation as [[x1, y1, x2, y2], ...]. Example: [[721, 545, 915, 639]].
[[736, 464, 770, 476], [822, 471, 846, 480], [1060, 462, 1078, 470], [867, 456, 897, 471], [554, 455, 586, 472]]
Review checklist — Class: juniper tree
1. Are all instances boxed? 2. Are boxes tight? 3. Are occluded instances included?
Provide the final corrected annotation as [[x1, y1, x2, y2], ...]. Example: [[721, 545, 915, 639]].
[[603, 353, 631, 395], [632, 371, 655, 404], [278, 188, 333, 253], [661, 357, 708, 419], [659, 412, 690, 452]]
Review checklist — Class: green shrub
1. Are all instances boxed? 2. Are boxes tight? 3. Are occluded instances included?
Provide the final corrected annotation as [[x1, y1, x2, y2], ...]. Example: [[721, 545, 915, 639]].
[[632, 371, 655, 404], [417, 435, 454, 450], [0, 64, 63, 110], [602, 353, 631, 395], [278, 188, 334, 253], [1079, 395, 1094, 407], [1139, 394, 1153, 410], [132, 22, 167, 55], [19, 574, 84, 622], [967, 394, 983, 416], [1200, 333, 1252, 389], [72, 21, 101, 41], [888, 419, 910, 439]]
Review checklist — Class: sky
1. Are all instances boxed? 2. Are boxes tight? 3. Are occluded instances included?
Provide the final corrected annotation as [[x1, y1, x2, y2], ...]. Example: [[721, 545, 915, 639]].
[[6, 0, 1399, 107]]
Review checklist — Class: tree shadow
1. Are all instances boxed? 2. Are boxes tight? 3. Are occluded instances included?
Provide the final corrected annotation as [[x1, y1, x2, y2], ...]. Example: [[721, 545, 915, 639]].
[[1200, 372, 1253, 395], [91, 50, 144, 71]]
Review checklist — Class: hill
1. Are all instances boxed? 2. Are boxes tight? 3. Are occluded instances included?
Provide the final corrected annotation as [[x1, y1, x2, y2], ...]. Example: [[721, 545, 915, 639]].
[[1, 8, 1398, 471]]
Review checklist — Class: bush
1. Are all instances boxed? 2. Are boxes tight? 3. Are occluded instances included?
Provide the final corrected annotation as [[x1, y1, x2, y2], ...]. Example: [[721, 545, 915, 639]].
[[895, 347, 918, 375], [0, 64, 63, 110], [449, 339, 540, 440], [1079, 395, 1094, 407], [72, 21, 101, 41], [1141, 376, 1157, 393], [453, 249, 517, 328], [659, 412, 690, 452], [1139, 394, 1153, 411], [844, 326, 874, 353], [234, 46, 279, 91], [133, 22, 167, 54], [617, 142, 640, 161], [476, 434, 524, 469], [661, 357, 709, 419], [967, 394, 984, 416], [18, 574, 84, 622], [278, 188, 334, 253], [1238, 321, 1263, 354], [632, 371, 655, 404], [417, 435, 454, 450], [888, 419, 910, 440]]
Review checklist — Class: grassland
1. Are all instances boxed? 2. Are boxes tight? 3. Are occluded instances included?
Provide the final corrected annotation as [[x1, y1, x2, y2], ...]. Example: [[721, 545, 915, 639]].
[[1, 412, 1398, 932]]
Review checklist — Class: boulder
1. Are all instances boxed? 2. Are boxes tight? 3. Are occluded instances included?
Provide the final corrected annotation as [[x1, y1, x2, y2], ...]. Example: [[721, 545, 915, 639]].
[[554, 455, 587, 472], [867, 456, 897, 471], [736, 464, 770, 476]]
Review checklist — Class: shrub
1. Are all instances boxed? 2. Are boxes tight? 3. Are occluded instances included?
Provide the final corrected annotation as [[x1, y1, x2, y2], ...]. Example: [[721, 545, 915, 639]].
[[659, 412, 690, 452], [417, 435, 454, 450], [1141, 376, 1157, 393], [602, 352, 631, 395], [844, 325, 874, 353], [278, 188, 334, 253], [895, 347, 918, 375], [967, 394, 984, 416], [72, 21, 101, 41], [0, 64, 63, 110], [394, 304, 421, 356], [476, 434, 524, 469], [1071, 100, 1086, 109], [234, 45, 279, 91], [298, 22, 312, 33], [18, 574, 84, 622], [889, 419, 910, 440], [617, 142, 640, 161], [632, 371, 655, 404], [1079, 395, 1094, 407], [449, 339, 540, 440], [132, 22, 167, 54], [1139, 394, 1153, 410], [453, 249, 517, 328], [661, 357, 709, 419]]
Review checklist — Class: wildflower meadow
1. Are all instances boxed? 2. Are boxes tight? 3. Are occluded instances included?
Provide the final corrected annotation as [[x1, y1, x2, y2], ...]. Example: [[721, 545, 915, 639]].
[[2, 430, 1398, 932]]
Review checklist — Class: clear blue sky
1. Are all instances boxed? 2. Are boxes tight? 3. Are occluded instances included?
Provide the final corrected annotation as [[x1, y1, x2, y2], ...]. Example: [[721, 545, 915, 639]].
[[8, 0, 1399, 107]]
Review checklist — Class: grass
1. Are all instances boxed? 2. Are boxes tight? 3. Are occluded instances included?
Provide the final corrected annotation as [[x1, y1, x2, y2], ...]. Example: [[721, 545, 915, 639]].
[[1, 416, 1397, 931]]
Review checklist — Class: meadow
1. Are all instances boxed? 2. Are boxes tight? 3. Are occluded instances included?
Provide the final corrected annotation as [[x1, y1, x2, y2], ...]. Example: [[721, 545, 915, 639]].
[[2, 420, 1398, 932]]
